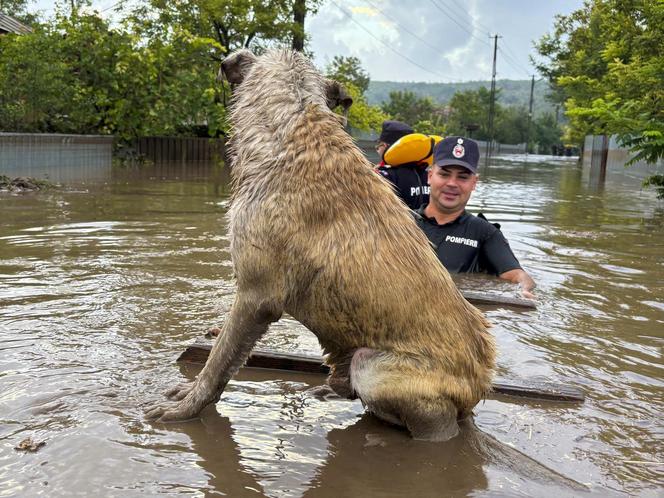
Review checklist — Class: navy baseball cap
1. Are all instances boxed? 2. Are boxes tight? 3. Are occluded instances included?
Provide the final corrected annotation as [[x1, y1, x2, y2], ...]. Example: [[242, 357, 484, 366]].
[[433, 136, 480, 174], [378, 120, 414, 146]]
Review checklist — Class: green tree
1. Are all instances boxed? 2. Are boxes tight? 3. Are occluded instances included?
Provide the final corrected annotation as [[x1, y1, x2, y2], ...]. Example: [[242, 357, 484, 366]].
[[495, 106, 529, 145], [381, 90, 438, 128], [0, 9, 224, 139], [342, 82, 389, 133], [412, 119, 446, 137], [124, 0, 323, 133], [0, 27, 71, 132], [325, 55, 370, 95], [445, 87, 497, 140], [129, 0, 322, 56], [533, 112, 563, 154], [324, 56, 387, 132], [534, 0, 664, 190], [0, 0, 38, 24]]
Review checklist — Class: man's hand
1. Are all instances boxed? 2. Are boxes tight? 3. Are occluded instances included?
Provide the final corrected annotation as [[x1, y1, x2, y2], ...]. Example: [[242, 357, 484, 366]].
[[499, 268, 536, 299]]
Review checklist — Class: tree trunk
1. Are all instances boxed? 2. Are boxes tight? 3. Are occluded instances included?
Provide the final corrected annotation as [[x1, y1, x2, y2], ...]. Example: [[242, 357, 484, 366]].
[[292, 0, 306, 52]]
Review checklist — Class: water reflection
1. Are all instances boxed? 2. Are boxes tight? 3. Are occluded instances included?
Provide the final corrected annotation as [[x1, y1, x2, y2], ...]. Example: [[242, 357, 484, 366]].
[[170, 367, 589, 498], [0, 156, 662, 496]]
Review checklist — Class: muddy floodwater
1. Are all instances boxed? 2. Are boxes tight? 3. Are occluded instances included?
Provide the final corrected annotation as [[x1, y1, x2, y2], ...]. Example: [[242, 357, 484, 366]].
[[1, 155, 662, 497]]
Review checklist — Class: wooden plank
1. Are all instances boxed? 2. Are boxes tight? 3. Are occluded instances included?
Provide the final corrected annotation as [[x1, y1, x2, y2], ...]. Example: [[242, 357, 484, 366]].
[[490, 381, 585, 402], [177, 339, 584, 403], [461, 291, 536, 309], [177, 339, 329, 374]]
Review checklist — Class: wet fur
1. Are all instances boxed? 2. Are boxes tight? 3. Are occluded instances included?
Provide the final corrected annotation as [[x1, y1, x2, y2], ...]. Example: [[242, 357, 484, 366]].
[[146, 49, 496, 440]]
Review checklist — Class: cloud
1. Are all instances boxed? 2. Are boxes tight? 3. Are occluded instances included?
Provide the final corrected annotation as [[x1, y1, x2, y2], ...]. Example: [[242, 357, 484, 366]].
[[308, 0, 585, 82], [349, 6, 379, 16]]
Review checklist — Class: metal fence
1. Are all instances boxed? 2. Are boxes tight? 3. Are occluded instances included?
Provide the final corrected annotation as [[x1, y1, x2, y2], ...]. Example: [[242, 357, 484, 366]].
[[582, 135, 664, 188], [131, 136, 225, 163], [0, 133, 114, 182], [0, 133, 226, 183], [2, 131, 530, 184]]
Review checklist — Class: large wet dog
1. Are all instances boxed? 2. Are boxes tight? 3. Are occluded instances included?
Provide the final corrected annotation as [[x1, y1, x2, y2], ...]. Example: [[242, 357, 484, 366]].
[[146, 49, 495, 441]]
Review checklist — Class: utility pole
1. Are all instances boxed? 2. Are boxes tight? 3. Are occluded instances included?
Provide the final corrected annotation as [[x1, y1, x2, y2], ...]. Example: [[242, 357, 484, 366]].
[[486, 34, 500, 167], [525, 74, 535, 155]]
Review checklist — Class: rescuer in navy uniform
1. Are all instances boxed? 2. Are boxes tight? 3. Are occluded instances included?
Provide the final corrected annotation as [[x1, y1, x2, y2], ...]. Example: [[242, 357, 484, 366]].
[[413, 136, 536, 298], [375, 120, 430, 210], [375, 120, 413, 166]]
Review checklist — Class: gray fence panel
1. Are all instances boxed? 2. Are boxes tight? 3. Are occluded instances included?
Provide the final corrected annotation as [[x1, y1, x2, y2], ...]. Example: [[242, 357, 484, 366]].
[[583, 134, 664, 188], [0, 133, 113, 182], [133, 136, 225, 164]]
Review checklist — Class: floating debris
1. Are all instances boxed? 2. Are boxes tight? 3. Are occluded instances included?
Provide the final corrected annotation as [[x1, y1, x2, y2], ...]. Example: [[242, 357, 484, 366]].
[[0, 175, 55, 192], [15, 437, 46, 453]]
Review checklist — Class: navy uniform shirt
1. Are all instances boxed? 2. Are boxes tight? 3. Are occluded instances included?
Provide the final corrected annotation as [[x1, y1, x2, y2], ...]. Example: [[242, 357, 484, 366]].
[[377, 163, 429, 210], [413, 206, 521, 275]]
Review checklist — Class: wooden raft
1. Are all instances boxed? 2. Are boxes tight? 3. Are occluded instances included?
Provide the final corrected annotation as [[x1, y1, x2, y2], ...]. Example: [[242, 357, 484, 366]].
[[461, 291, 536, 309], [178, 338, 584, 403]]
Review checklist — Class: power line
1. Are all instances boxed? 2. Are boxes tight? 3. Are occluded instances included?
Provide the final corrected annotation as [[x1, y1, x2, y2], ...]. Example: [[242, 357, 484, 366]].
[[497, 47, 531, 78], [444, 0, 493, 34], [100, 1, 123, 13], [500, 41, 527, 67], [499, 44, 532, 77], [428, 0, 490, 47], [361, 0, 441, 54], [360, 0, 469, 82], [329, 0, 462, 81], [430, 0, 534, 78]]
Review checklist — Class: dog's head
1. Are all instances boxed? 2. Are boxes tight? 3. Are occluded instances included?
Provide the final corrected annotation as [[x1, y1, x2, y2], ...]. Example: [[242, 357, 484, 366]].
[[218, 49, 257, 86], [218, 49, 353, 116], [324, 79, 353, 116]]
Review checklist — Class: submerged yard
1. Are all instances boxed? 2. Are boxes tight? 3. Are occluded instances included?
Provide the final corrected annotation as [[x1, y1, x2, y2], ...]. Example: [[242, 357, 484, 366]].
[[0, 155, 662, 496]]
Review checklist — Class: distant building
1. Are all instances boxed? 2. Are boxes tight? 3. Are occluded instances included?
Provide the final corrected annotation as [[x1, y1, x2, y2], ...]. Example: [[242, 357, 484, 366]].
[[0, 13, 32, 35]]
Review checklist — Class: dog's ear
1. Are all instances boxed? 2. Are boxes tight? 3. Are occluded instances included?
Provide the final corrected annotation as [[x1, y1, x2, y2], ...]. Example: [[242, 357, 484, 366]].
[[325, 79, 353, 113], [218, 50, 258, 85]]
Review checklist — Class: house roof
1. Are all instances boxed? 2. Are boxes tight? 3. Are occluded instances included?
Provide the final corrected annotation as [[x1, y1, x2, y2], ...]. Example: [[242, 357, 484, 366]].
[[0, 13, 32, 35]]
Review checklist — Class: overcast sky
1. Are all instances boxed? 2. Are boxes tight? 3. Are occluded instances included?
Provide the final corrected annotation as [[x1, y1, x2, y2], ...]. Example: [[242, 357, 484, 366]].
[[31, 0, 584, 83], [309, 0, 586, 82]]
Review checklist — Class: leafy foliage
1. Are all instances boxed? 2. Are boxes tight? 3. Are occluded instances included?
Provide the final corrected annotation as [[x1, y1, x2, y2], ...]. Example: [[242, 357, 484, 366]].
[[381, 91, 435, 128], [534, 112, 563, 154], [325, 55, 370, 95], [378, 90, 445, 136], [324, 56, 387, 132], [494, 106, 530, 145], [366, 79, 556, 116], [533, 0, 664, 167], [0, 10, 224, 139], [445, 88, 493, 140], [441, 87, 561, 149], [129, 0, 322, 55], [0, 1, 326, 139], [642, 174, 664, 199], [0, 0, 39, 24], [412, 120, 445, 137], [343, 82, 389, 133]]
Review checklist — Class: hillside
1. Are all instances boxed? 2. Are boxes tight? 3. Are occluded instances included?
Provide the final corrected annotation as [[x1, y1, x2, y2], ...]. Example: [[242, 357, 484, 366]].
[[366, 79, 556, 116]]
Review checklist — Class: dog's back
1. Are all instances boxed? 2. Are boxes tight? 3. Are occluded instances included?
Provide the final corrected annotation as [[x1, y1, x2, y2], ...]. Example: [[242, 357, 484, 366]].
[[226, 49, 495, 437]]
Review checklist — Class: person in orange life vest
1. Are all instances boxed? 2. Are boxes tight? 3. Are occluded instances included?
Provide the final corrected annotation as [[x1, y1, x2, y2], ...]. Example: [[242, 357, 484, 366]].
[[375, 120, 430, 210], [375, 120, 413, 166]]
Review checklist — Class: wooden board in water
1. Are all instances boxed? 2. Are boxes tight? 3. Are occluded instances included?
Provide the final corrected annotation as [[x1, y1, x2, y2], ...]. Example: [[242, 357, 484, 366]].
[[178, 339, 584, 403], [461, 291, 536, 309]]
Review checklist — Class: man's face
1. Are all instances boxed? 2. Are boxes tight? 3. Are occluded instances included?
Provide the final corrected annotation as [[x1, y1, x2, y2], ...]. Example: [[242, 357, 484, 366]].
[[427, 165, 478, 213], [375, 141, 389, 158]]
